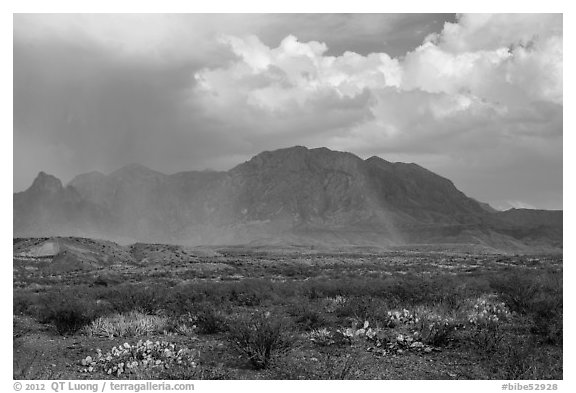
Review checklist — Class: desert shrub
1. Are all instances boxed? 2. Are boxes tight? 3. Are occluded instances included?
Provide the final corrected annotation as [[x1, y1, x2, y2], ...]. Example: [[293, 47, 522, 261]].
[[308, 328, 339, 346], [228, 312, 295, 369], [288, 304, 329, 331], [469, 321, 506, 354], [490, 273, 540, 315], [307, 327, 356, 347], [418, 320, 455, 346], [300, 275, 480, 306], [436, 285, 472, 312], [162, 289, 199, 316], [530, 274, 562, 344], [529, 296, 563, 345], [333, 296, 386, 323], [193, 305, 227, 334], [163, 313, 196, 336], [43, 303, 93, 335], [13, 292, 37, 315], [490, 270, 562, 345], [463, 293, 511, 350], [83, 311, 169, 338], [227, 279, 274, 306], [494, 338, 562, 380], [305, 284, 321, 300], [413, 308, 458, 347], [387, 275, 445, 306], [104, 284, 168, 314], [171, 279, 277, 306], [36, 293, 100, 335], [302, 278, 390, 299]]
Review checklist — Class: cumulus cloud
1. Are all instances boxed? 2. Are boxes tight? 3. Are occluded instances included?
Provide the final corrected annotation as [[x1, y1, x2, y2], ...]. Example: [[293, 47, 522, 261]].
[[194, 14, 561, 110], [427, 13, 562, 53]]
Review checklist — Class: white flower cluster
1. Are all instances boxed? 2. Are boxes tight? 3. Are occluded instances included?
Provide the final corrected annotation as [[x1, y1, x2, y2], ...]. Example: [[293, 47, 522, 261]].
[[308, 320, 435, 355], [80, 340, 197, 377], [468, 295, 510, 325], [324, 296, 348, 313], [386, 309, 419, 326]]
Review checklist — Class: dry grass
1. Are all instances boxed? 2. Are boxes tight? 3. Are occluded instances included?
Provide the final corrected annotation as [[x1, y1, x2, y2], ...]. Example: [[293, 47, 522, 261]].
[[83, 311, 169, 338]]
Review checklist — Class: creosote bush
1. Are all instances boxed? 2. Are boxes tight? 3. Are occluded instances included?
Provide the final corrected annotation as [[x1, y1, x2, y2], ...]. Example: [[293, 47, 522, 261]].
[[193, 305, 227, 334], [36, 294, 100, 335], [103, 284, 168, 314], [228, 312, 295, 369], [494, 337, 562, 380], [287, 304, 329, 331]]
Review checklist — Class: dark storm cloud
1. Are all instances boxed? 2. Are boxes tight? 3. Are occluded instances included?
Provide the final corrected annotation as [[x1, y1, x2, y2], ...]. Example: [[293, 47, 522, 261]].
[[13, 14, 562, 210], [14, 13, 450, 190]]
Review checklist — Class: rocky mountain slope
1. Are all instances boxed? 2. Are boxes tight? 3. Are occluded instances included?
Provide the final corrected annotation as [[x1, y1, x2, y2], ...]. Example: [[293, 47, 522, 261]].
[[13, 146, 562, 251]]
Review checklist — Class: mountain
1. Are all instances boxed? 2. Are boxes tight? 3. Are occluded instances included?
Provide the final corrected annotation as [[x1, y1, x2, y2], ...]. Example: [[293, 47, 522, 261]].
[[13, 172, 110, 238], [490, 209, 563, 250], [13, 146, 562, 252]]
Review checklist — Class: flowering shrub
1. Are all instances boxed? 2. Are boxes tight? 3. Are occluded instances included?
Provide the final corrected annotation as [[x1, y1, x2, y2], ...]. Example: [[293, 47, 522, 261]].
[[467, 295, 511, 326], [79, 340, 198, 377], [164, 312, 197, 336], [460, 295, 509, 353], [308, 321, 371, 347], [416, 318, 456, 346], [361, 325, 432, 354], [308, 328, 337, 346], [385, 309, 419, 327], [324, 296, 348, 313], [308, 320, 436, 355]]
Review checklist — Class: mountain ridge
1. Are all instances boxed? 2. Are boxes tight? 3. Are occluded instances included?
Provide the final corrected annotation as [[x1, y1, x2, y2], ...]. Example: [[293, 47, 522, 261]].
[[13, 146, 562, 252]]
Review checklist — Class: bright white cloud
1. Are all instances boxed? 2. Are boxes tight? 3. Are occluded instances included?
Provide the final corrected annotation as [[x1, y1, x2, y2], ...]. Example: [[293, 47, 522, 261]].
[[193, 13, 562, 136]]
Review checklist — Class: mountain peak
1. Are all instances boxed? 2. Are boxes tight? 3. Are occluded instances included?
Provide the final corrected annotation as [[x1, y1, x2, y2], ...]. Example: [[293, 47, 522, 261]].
[[110, 163, 164, 178], [115, 163, 152, 172], [365, 155, 393, 166], [27, 172, 63, 194]]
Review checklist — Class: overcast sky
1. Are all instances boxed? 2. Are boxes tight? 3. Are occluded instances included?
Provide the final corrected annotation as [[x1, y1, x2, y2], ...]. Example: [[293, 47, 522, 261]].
[[13, 13, 562, 210]]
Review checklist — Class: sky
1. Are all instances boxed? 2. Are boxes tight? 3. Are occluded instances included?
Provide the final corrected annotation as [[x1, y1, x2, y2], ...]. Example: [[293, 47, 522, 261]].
[[13, 13, 563, 210]]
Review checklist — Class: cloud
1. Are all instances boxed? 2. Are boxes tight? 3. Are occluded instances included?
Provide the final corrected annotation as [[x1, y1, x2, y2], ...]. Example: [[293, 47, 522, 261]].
[[192, 14, 562, 137], [503, 201, 536, 210], [13, 14, 562, 209], [427, 13, 562, 53], [189, 13, 562, 208]]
